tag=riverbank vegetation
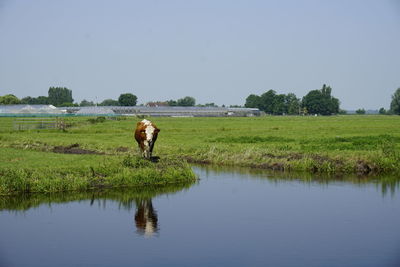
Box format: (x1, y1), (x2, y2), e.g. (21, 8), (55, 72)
(195, 164), (400, 197)
(0, 115), (399, 194)
(156, 115), (400, 175)
(0, 147), (196, 195)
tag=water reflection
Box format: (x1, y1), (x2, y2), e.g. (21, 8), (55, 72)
(134, 198), (158, 237)
(195, 164), (400, 197)
(0, 183), (194, 237)
(1, 166), (400, 267)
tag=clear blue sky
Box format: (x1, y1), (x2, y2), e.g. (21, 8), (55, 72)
(0, 0), (399, 109)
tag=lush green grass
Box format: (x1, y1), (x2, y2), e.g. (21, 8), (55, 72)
(157, 115), (400, 174)
(0, 147), (196, 195)
(194, 164), (400, 197)
(1, 115), (400, 189)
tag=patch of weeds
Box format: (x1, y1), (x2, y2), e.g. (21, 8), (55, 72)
(52, 143), (103, 155)
(122, 155), (153, 168)
(88, 116), (106, 124)
(211, 135), (295, 144)
(300, 135), (400, 152)
(276, 144), (293, 151)
(116, 146), (129, 152)
(380, 139), (400, 160)
(136, 115), (148, 119)
(116, 116), (128, 121)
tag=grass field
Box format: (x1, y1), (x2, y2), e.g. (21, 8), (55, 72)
(1, 115), (400, 194)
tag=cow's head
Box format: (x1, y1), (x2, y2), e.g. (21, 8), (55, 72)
(135, 119), (160, 159)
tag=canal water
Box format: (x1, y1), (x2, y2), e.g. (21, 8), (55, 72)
(1, 166), (399, 267)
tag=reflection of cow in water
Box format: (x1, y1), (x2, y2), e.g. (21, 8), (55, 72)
(134, 119), (160, 159)
(134, 199), (158, 237)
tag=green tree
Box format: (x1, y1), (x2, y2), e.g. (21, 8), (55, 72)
(60, 102), (78, 107)
(285, 93), (300, 115)
(245, 91), (300, 115)
(259, 90), (276, 114)
(20, 96), (49, 104)
(177, 96), (196, 106)
(330, 97), (340, 114)
(80, 99), (95, 106)
(302, 84), (340, 115)
(390, 88), (400, 115)
(204, 103), (218, 107)
(48, 87), (73, 106)
(301, 90), (323, 115)
(20, 96), (34, 104)
(244, 94), (261, 108)
(118, 93), (137, 106)
(36, 96), (49, 104)
(272, 94), (286, 115)
(0, 94), (21, 104)
(167, 100), (178, 106)
(99, 99), (120, 106)
(379, 107), (387, 115)
(356, 108), (366, 115)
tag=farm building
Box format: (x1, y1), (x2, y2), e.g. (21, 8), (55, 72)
(0, 105), (260, 117)
(75, 107), (115, 115)
(64, 106), (261, 117)
(0, 105), (64, 116)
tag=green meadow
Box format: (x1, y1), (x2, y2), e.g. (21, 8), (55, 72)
(1, 115), (400, 194)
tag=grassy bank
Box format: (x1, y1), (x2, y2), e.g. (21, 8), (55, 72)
(158, 115), (400, 175)
(0, 147), (196, 195)
(194, 164), (400, 197)
(1, 115), (400, 184)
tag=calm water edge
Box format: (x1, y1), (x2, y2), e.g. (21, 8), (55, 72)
(1, 166), (399, 267)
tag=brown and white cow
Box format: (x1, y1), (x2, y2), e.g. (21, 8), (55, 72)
(134, 119), (160, 159)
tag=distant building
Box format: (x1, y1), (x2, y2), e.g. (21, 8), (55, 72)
(0, 105), (261, 117)
(65, 106), (261, 117)
(145, 102), (169, 107)
(0, 105), (64, 116)
(75, 107), (115, 115)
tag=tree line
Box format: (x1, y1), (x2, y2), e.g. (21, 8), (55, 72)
(1, 85), (400, 115)
(0, 87), (140, 107)
(0, 87), (74, 106)
(0, 87), (209, 108)
(245, 85), (400, 115)
(245, 84), (339, 115)
(0, 87), (202, 108)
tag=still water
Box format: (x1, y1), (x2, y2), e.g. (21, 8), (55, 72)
(1, 166), (400, 267)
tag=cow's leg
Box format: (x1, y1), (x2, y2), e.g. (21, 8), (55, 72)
(143, 140), (151, 159)
(138, 143), (147, 158)
(149, 142), (155, 158)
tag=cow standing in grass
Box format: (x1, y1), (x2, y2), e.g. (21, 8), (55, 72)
(134, 119), (160, 159)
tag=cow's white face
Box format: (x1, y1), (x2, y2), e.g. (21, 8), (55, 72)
(143, 119), (155, 141)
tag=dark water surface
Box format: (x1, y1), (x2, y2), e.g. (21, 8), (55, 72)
(1, 166), (400, 267)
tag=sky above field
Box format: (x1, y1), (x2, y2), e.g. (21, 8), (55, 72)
(0, 0), (399, 109)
